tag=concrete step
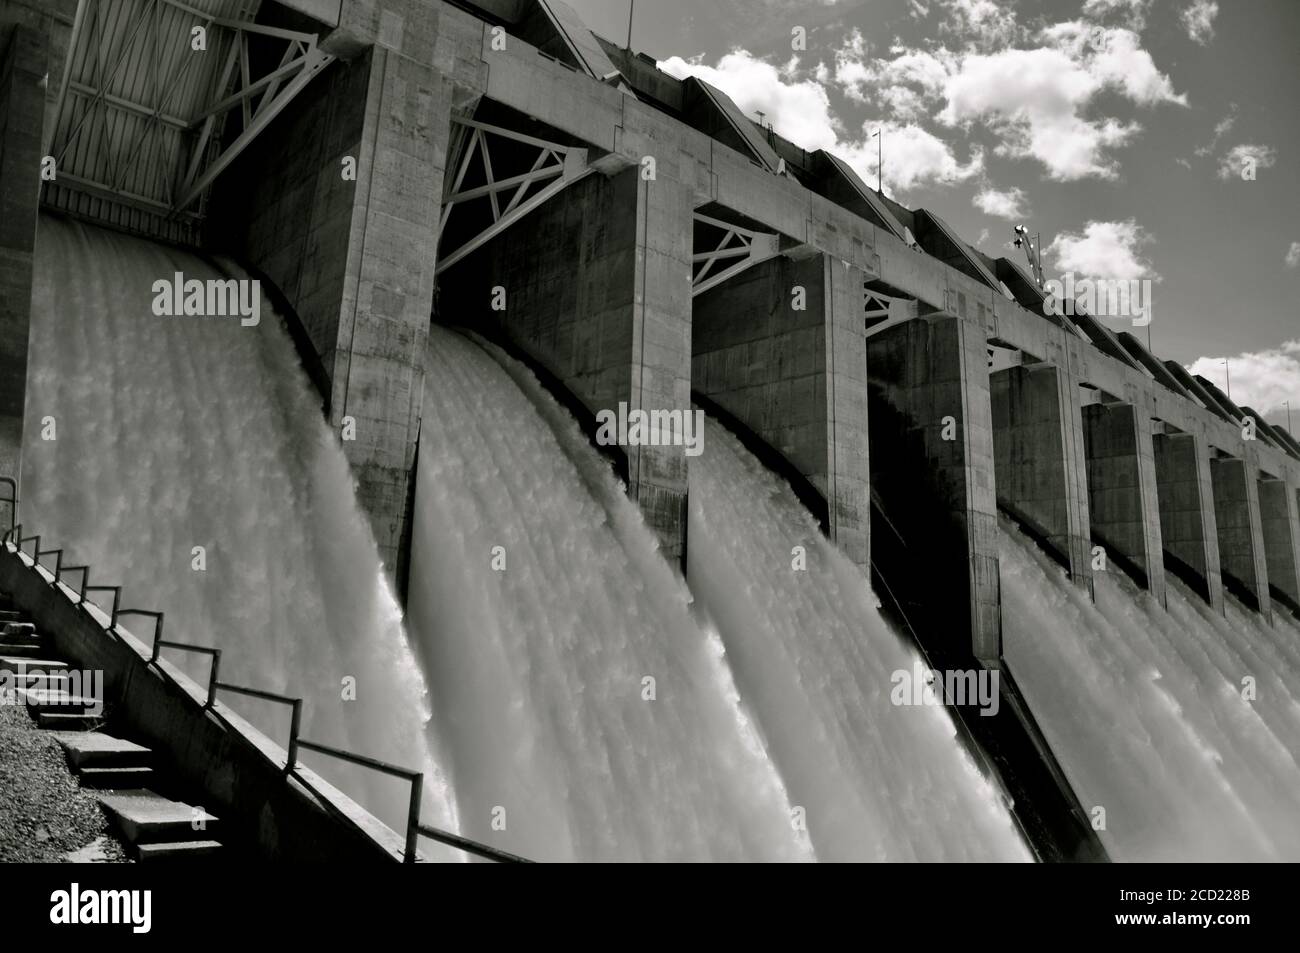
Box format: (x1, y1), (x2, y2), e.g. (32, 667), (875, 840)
(78, 766), (157, 789)
(53, 732), (151, 769)
(1, 655), (67, 673)
(36, 711), (106, 731)
(1, 622), (39, 644)
(0, 642), (46, 658)
(136, 840), (223, 862)
(23, 690), (99, 712)
(96, 790), (219, 845)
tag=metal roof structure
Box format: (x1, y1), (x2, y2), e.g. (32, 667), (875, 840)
(42, 0), (334, 243)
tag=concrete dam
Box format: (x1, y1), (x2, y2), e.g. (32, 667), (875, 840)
(1, 0), (1299, 863)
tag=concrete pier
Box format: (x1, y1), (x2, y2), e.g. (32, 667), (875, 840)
(0, 21), (44, 488)
(693, 254), (869, 567)
(1082, 401), (1166, 604)
(1209, 456), (1271, 618)
(1153, 432), (1225, 613)
(214, 1), (488, 581)
(1258, 476), (1300, 610)
(867, 313), (1000, 662)
(442, 165), (694, 560)
(991, 364), (1093, 590)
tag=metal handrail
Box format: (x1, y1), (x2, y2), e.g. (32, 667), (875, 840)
(212, 682), (302, 769)
(416, 823), (534, 864)
(2, 525), (532, 864)
(36, 547), (63, 576)
(152, 639), (221, 708)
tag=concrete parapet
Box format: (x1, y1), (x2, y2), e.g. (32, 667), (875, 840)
(867, 313), (1000, 662)
(1153, 432), (1224, 613)
(1082, 401), (1166, 604)
(693, 253), (869, 567)
(991, 363), (1093, 591)
(1209, 456), (1271, 619)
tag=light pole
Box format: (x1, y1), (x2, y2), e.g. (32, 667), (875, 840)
(1224, 359), (1231, 399)
(871, 128), (883, 195)
(625, 0), (634, 49)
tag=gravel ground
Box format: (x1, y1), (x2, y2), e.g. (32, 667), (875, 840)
(0, 703), (130, 862)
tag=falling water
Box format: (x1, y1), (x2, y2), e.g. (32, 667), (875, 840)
(22, 216), (454, 837)
(999, 520), (1300, 860)
(688, 416), (1031, 862)
(406, 326), (810, 862)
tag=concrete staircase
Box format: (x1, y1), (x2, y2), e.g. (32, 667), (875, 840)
(1, 592), (227, 862)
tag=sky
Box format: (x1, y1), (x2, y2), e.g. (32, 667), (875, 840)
(569, 0), (1300, 432)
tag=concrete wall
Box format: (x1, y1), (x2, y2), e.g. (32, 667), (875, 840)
(0, 23), (45, 490)
(1210, 456), (1271, 618)
(213, 0), (490, 584)
(213, 55), (371, 377)
(867, 313), (1000, 662)
(693, 253), (869, 567)
(1258, 477), (1300, 609)
(1082, 401), (1165, 604)
(1153, 431), (1224, 613)
(0, 544), (410, 862)
(444, 165), (694, 560)
(991, 364), (1092, 589)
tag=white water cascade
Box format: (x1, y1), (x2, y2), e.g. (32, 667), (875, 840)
(1000, 520), (1300, 861)
(22, 216), (454, 837)
(406, 326), (811, 862)
(688, 416), (1031, 862)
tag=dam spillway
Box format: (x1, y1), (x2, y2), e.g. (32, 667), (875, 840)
(0, 0), (1298, 869)
(21, 216), (457, 837)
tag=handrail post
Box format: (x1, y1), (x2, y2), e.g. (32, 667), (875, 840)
(406, 774), (423, 863)
(206, 649), (221, 708)
(287, 699), (301, 773)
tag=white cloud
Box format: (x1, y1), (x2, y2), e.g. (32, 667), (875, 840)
(1286, 242), (1300, 269)
(1187, 341), (1300, 417)
(1181, 1), (1219, 46)
(848, 24), (1185, 181)
(1082, 0), (1151, 31)
(661, 49), (981, 195)
(939, 0), (1021, 47)
(659, 51), (841, 152)
(973, 185), (1028, 219)
(844, 122), (985, 192)
(1194, 106), (1236, 157)
(1047, 220), (1158, 279)
(1217, 143), (1278, 180)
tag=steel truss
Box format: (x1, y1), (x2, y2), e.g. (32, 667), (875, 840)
(46, 0), (333, 218)
(691, 213), (779, 297)
(435, 117), (590, 275)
